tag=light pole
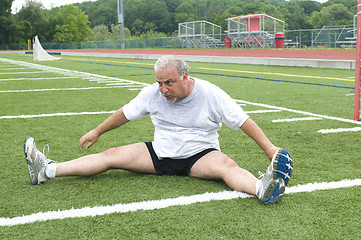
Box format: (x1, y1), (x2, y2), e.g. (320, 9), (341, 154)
(117, 0), (125, 49)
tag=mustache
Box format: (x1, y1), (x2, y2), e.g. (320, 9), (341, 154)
(162, 93), (177, 102)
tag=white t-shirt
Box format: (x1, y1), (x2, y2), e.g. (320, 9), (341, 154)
(123, 77), (249, 159)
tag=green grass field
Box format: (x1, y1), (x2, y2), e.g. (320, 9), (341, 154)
(0, 53), (360, 239)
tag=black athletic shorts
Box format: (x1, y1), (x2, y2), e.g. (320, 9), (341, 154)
(145, 142), (218, 176)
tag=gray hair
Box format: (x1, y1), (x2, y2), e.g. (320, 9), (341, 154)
(154, 55), (188, 80)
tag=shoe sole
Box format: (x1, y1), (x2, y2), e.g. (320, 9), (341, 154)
(261, 178), (285, 205)
(273, 149), (293, 186)
(24, 136), (39, 185)
(23, 136), (31, 160)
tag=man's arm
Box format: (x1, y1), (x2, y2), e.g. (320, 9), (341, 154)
(240, 118), (279, 161)
(79, 107), (129, 149)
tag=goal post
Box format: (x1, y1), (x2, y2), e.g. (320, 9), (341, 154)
(355, 0), (361, 121)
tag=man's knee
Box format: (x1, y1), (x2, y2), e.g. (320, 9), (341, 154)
(219, 155), (239, 170)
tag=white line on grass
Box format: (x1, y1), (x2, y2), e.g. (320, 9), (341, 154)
(235, 99), (361, 125)
(245, 110), (282, 114)
(272, 117), (323, 123)
(0, 71), (44, 75)
(0, 77), (74, 81)
(0, 68), (28, 70)
(0, 86), (133, 93)
(0, 58), (149, 88)
(0, 111), (115, 119)
(0, 178), (360, 227)
(317, 127), (361, 133)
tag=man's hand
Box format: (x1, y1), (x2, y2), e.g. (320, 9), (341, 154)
(79, 129), (100, 150)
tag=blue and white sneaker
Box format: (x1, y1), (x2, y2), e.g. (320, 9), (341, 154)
(257, 169), (285, 205)
(257, 149), (293, 205)
(24, 137), (52, 185)
(272, 149), (293, 186)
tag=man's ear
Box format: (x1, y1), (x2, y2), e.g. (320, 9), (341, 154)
(182, 72), (188, 83)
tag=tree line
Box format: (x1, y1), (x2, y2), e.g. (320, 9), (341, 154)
(0, 0), (356, 45)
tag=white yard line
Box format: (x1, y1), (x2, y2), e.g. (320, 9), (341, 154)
(0, 71), (44, 74)
(245, 110), (282, 114)
(0, 178), (360, 227)
(235, 99), (361, 125)
(0, 57), (149, 88)
(0, 111), (115, 119)
(272, 117), (323, 123)
(317, 127), (361, 133)
(0, 86), (131, 93)
(0, 68), (28, 70)
(0, 77), (74, 81)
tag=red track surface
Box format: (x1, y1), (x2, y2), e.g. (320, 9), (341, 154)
(57, 49), (355, 60)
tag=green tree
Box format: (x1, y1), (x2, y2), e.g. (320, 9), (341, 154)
(281, 2), (311, 30)
(90, 24), (110, 41)
(309, 3), (353, 28)
(16, 1), (45, 41)
(109, 24), (131, 40)
(53, 4), (91, 43)
(297, 0), (322, 16)
(0, 0), (16, 44)
(0, 0), (13, 15)
(174, 2), (197, 23)
(145, 1), (172, 33)
(321, 3), (353, 25)
(131, 19), (145, 36)
(16, 0), (45, 23)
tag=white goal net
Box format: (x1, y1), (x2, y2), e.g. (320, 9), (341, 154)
(33, 36), (60, 61)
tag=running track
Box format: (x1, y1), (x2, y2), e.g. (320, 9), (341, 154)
(53, 48), (355, 60)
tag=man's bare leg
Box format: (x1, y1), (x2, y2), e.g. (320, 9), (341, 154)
(55, 142), (156, 177)
(188, 151), (258, 195)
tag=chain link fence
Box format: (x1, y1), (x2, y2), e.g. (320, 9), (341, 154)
(0, 26), (356, 51)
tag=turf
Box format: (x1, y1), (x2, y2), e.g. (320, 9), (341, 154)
(0, 53), (359, 239)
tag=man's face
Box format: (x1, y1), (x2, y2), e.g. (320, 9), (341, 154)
(156, 66), (187, 102)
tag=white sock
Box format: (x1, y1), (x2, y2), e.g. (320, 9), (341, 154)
(45, 162), (57, 179)
(255, 180), (261, 198)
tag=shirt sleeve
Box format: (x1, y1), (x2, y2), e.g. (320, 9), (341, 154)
(210, 84), (249, 130)
(123, 85), (153, 121)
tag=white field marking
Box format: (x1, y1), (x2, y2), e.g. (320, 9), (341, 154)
(0, 86), (129, 93)
(129, 88), (144, 91)
(317, 127), (361, 134)
(0, 77), (74, 81)
(234, 99), (361, 125)
(245, 109), (282, 114)
(0, 178), (360, 227)
(346, 93), (354, 96)
(0, 58), (149, 88)
(272, 117), (323, 123)
(107, 84), (142, 87)
(0, 68), (28, 70)
(0, 71), (44, 75)
(0, 111), (115, 119)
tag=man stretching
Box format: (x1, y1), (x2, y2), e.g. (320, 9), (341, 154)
(24, 55), (293, 205)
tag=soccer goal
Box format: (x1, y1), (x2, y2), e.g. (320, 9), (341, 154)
(33, 36), (61, 61)
(355, 1), (361, 121)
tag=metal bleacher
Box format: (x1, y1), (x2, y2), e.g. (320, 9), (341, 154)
(178, 21), (223, 48)
(225, 13), (285, 49)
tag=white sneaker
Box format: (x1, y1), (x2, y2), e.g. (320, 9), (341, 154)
(257, 168), (285, 205)
(24, 137), (52, 185)
(257, 149), (293, 205)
